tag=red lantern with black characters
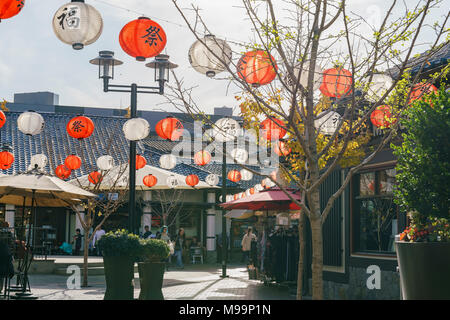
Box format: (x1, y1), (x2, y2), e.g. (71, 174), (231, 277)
(237, 50), (277, 87)
(143, 174), (157, 188)
(185, 174), (199, 187)
(0, 150), (14, 170)
(274, 141), (291, 156)
(88, 171), (102, 184)
(64, 154), (81, 170)
(370, 105), (396, 128)
(55, 164), (71, 180)
(0, 110), (6, 129)
(194, 150), (211, 166)
(66, 116), (95, 139)
(260, 118), (287, 141)
(409, 83), (438, 104)
(320, 67), (353, 98)
(119, 17), (167, 61)
(0, 0), (25, 21)
(227, 170), (241, 183)
(155, 117), (184, 141)
(136, 154), (147, 170)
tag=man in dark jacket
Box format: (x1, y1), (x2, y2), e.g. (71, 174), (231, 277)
(173, 228), (186, 269)
(72, 229), (83, 256)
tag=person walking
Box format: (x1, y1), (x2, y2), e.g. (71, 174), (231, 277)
(92, 226), (106, 256)
(173, 228), (186, 269)
(72, 228), (83, 256)
(159, 226), (170, 242)
(241, 227), (256, 264)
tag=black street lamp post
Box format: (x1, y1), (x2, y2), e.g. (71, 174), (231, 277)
(221, 141), (228, 278)
(90, 51), (177, 234)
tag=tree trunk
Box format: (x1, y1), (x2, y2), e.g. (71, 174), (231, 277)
(310, 215), (323, 299)
(82, 231), (89, 287)
(296, 211), (305, 300)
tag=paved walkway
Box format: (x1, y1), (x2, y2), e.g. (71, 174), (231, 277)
(21, 263), (296, 300)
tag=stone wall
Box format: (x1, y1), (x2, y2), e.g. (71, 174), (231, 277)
(322, 267), (400, 300)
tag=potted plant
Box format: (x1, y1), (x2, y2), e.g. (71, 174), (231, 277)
(137, 238), (170, 300)
(393, 87), (450, 299)
(97, 229), (141, 300)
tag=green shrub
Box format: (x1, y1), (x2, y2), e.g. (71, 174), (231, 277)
(393, 87), (450, 242)
(97, 229), (141, 257)
(139, 239), (170, 262)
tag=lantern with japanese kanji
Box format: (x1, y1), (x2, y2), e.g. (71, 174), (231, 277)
(135, 154), (147, 170)
(227, 170), (241, 183)
(55, 164), (71, 180)
(0, 0), (25, 21)
(0, 110), (5, 129)
(66, 115), (94, 139)
(143, 174), (157, 188)
(194, 150), (211, 166)
(155, 117), (183, 141)
(409, 83), (438, 104)
(205, 174), (219, 186)
(0, 149), (14, 170)
(88, 171), (102, 184)
(52, 1), (103, 50)
(260, 117), (287, 141)
(320, 67), (353, 98)
(119, 17), (167, 61)
(370, 105), (396, 128)
(274, 141), (291, 156)
(237, 50), (277, 87)
(64, 154), (81, 170)
(185, 174), (199, 187)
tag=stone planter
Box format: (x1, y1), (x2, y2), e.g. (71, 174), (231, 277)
(138, 261), (165, 300)
(103, 256), (135, 300)
(396, 241), (450, 299)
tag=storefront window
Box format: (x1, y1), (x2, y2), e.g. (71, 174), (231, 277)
(352, 167), (405, 255)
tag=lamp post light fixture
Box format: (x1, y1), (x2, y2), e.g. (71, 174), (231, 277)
(90, 50), (177, 235)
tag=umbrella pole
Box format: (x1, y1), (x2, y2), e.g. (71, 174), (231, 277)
(20, 196), (26, 241)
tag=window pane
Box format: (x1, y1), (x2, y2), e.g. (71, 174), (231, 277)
(360, 172), (375, 196)
(380, 169), (395, 194)
(358, 198), (397, 253)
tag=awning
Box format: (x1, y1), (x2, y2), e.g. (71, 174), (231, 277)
(224, 209), (254, 219)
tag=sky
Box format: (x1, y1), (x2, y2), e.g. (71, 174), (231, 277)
(0, 0), (448, 115)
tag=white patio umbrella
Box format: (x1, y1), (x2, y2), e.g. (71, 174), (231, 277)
(70, 164), (217, 190)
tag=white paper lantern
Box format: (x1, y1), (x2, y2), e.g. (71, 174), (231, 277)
(166, 175), (180, 189)
(205, 174), (219, 186)
(285, 61), (323, 91)
(17, 111), (45, 136)
(213, 118), (241, 142)
(159, 154), (177, 170)
(231, 148), (248, 164)
(240, 169), (253, 181)
(29, 154), (48, 169)
(188, 35), (232, 77)
(254, 184), (264, 192)
(122, 118), (150, 141)
(263, 177), (275, 188)
(226, 195), (234, 202)
(52, 1), (103, 50)
(365, 74), (393, 102)
(96, 155), (114, 171)
(314, 111), (342, 135)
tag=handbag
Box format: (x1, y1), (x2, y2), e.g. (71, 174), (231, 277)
(168, 241), (175, 255)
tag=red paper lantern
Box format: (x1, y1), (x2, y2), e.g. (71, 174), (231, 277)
(155, 117), (184, 141)
(237, 50), (277, 87)
(119, 17), (167, 61)
(274, 141), (291, 156)
(55, 165), (71, 180)
(0, 110), (6, 129)
(0, 150), (14, 170)
(409, 83), (438, 104)
(249, 188), (255, 195)
(234, 194), (239, 200)
(194, 150), (211, 166)
(185, 174), (199, 187)
(64, 154), (81, 170)
(0, 0), (25, 21)
(227, 170), (241, 182)
(370, 105), (396, 128)
(260, 118), (287, 141)
(88, 171), (102, 184)
(66, 116), (95, 139)
(320, 67), (353, 98)
(136, 154), (147, 170)
(143, 174), (158, 188)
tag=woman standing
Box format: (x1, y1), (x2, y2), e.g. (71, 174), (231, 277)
(173, 228), (186, 269)
(241, 227), (257, 264)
